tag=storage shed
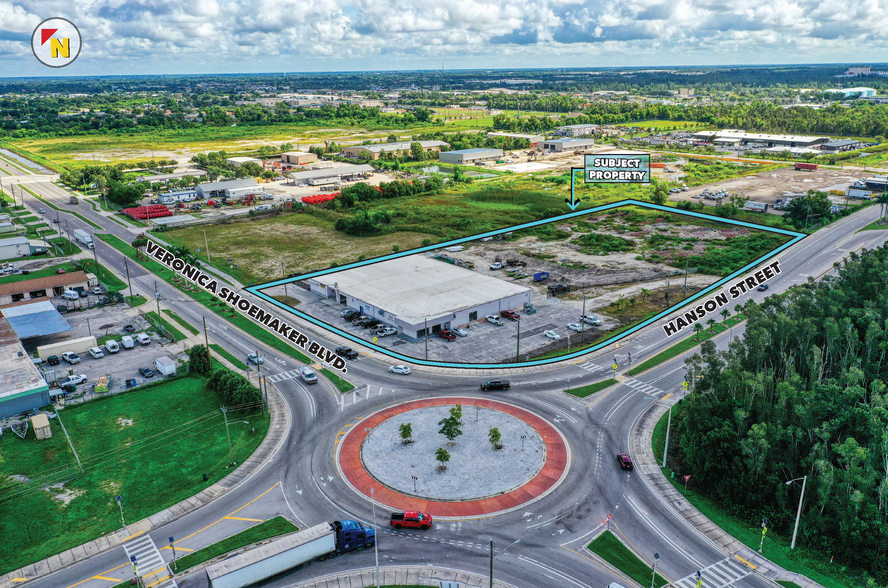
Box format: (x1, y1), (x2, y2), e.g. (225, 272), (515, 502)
(31, 413), (52, 439)
(154, 356), (177, 377)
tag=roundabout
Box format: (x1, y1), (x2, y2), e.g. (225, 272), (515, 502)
(335, 397), (572, 518)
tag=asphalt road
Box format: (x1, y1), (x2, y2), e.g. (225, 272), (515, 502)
(9, 173), (887, 588)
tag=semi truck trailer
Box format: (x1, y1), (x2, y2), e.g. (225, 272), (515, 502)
(73, 229), (94, 249)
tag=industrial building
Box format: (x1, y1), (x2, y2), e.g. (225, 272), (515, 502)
(196, 179), (264, 200)
(136, 170), (206, 183)
(3, 300), (74, 348)
(0, 222), (16, 235)
(486, 132), (544, 146)
(0, 312), (49, 419)
(308, 256), (532, 341)
(226, 157), (262, 168)
(287, 164), (374, 186)
(0, 236), (47, 259)
(820, 139), (865, 152)
(540, 138), (596, 153)
(556, 124), (600, 137)
(280, 152), (318, 166)
(691, 130), (828, 148)
(342, 140), (449, 160)
(826, 87), (877, 98)
(0, 271), (92, 305)
(439, 148), (504, 165)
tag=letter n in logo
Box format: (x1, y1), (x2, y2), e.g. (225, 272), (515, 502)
(32, 18), (81, 68)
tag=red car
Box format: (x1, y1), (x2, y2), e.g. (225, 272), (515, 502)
(500, 310), (520, 321)
(437, 330), (457, 341)
(617, 453), (634, 471)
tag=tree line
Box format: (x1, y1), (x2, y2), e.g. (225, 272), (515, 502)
(672, 245), (888, 583)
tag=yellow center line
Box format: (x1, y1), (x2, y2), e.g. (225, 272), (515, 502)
(662, 393), (672, 400)
(224, 516), (263, 522)
(734, 554), (758, 569)
(160, 545), (194, 552)
(11, 579), (27, 583)
(145, 574), (172, 587)
(64, 564), (128, 588)
(172, 482), (280, 546)
(92, 577), (122, 582)
(120, 530), (145, 542)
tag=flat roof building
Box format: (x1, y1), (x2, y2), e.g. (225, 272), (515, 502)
(309, 255), (532, 341)
(226, 157), (261, 167)
(826, 87), (877, 98)
(692, 130), (828, 148)
(540, 138), (596, 153)
(0, 237), (33, 259)
(0, 312), (49, 419)
(281, 151), (318, 166)
(287, 164), (374, 186)
(196, 179), (264, 200)
(556, 124), (600, 137)
(3, 300), (73, 342)
(820, 139), (865, 152)
(342, 140), (449, 160)
(0, 270), (91, 306)
(439, 148), (504, 165)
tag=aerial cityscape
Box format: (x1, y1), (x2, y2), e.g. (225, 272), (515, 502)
(0, 3), (887, 588)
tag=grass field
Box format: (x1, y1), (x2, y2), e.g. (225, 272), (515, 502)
(0, 375), (269, 574)
(587, 530), (668, 587)
(320, 368), (355, 393)
(170, 516), (298, 573)
(77, 258), (127, 293)
(146, 310), (186, 341)
(162, 309), (200, 335)
(860, 218), (888, 231)
(0, 261), (73, 284)
(565, 379), (616, 398)
(626, 315), (745, 376)
(210, 343), (248, 370)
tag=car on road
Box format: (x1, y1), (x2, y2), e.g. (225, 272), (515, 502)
(63, 374), (88, 386)
(389, 365), (411, 375)
(480, 380), (510, 391)
(336, 346), (359, 360)
(38, 208), (46, 214)
(543, 330), (560, 340)
(669, 188), (681, 193)
(374, 326), (398, 337)
(62, 351), (81, 364)
(87, 346), (104, 359)
(499, 310), (520, 321)
(617, 453), (634, 470)
(567, 322), (584, 333)
(52, 218), (60, 224)
(757, 284), (769, 291)
(451, 327), (468, 337)
(437, 329), (457, 341)
(123, 324), (135, 333)
(247, 353), (265, 365)
(139, 367), (154, 378)
(299, 366), (318, 384)
(485, 315), (504, 326)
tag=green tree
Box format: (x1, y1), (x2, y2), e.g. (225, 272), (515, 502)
(488, 428), (502, 450)
(706, 318), (716, 332)
(410, 142), (424, 160)
(438, 415), (462, 445)
(106, 181), (145, 207)
(720, 308), (730, 323)
(186, 344), (212, 376)
(399, 423), (413, 445)
(435, 447), (450, 472)
(648, 181), (670, 206)
(449, 404), (463, 424)
(692, 323), (704, 340)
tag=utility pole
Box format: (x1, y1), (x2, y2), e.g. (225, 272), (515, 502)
(203, 316), (209, 349)
(516, 319), (520, 363)
(203, 229), (211, 263)
(154, 281), (161, 321)
(489, 540), (494, 588)
(124, 257), (134, 302)
(682, 258), (689, 299)
(662, 402), (673, 468)
(581, 295), (586, 343)
(221, 406), (232, 455)
(371, 488), (380, 588)
(424, 318), (428, 360)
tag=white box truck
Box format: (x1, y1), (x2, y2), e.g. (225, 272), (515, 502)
(73, 229), (94, 249)
(846, 188), (873, 200)
(154, 356), (176, 377)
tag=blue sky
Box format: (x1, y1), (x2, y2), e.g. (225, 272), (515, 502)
(1, 0), (887, 77)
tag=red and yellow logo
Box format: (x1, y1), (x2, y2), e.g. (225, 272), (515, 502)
(31, 18), (81, 68)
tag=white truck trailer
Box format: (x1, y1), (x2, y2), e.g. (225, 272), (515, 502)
(73, 229), (94, 249)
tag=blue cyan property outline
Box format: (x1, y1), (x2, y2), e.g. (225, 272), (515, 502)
(246, 200), (805, 369)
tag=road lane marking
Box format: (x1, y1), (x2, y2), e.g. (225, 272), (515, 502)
(63, 564), (128, 588)
(172, 481), (280, 546)
(224, 516), (263, 522)
(734, 554), (757, 569)
(120, 530), (145, 542)
(92, 577), (122, 582)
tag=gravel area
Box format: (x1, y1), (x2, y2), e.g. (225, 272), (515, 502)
(361, 405), (546, 500)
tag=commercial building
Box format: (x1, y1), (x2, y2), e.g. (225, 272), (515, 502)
(3, 300), (74, 348)
(309, 255), (532, 341)
(540, 138), (596, 153)
(281, 152), (318, 166)
(0, 222), (16, 235)
(196, 179), (264, 200)
(287, 164), (374, 186)
(0, 312), (49, 419)
(486, 132), (544, 146)
(0, 271), (92, 305)
(691, 130), (828, 148)
(343, 140), (449, 160)
(556, 124), (600, 137)
(438, 148), (504, 165)
(0, 236), (47, 260)
(820, 139), (865, 153)
(826, 87), (877, 98)
(226, 157), (262, 168)
(136, 170), (206, 183)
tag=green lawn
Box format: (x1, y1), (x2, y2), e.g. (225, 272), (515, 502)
(19, 185), (103, 230)
(0, 374), (269, 575)
(565, 379), (616, 398)
(163, 309), (200, 335)
(859, 218), (888, 231)
(146, 310), (187, 341)
(125, 295), (147, 307)
(170, 516), (298, 573)
(777, 582), (803, 588)
(94, 233), (312, 365)
(0, 261), (74, 283)
(320, 368), (355, 393)
(587, 531), (667, 588)
(210, 343), (248, 370)
(47, 237), (81, 256)
(76, 258), (127, 292)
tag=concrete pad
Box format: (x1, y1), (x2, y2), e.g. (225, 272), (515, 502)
(148, 509), (175, 526)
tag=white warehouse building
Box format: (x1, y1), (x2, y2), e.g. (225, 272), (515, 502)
(308, 256), (532, 341)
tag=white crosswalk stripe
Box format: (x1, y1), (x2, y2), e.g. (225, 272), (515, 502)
(578, 362), (606, 373)
(122, 534), (177, 588)
(621, 377), (666, 396)
(267, 369), (302, 384)
(672, 557), (754, 588)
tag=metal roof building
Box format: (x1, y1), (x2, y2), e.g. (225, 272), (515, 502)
(308, 255), (531, 341)
(3, 300), (73, 341)
(556, 124), (600, 137)
(0, 312), (49, 419)
(691, 130), (828, 148)
(438, 148), (504, 165)
(540, 138), (596, 152)
(136, 170), (206, 183)
(196, 179), (263, 199)
(342, 140), (449, 160)
(287, 164), (374, 185)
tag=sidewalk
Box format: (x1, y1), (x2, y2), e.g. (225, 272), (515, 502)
(631, 397), (825, 588)
(289, 565), (520, 588)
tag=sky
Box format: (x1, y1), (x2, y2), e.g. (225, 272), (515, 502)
(1, 0), (888, 77)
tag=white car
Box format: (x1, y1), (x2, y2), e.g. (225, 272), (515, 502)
(105, 339), (120, 353)
(567, 323), (584, 333)
(92, 287), (103, 296)
(298, 366), (318, 384)
(63, 374), (88, 386)
(88, 346), (104, 359)
(389, 365), (411, 375)
(489, 262), (503, 270)
(374, 327), (398, 337)
(544, 330), (561, 340)
(62, 351), (81, 364)
(486, 315), (504, 326)
(581, 315), (602, 326)
(452, 327), (468, 337)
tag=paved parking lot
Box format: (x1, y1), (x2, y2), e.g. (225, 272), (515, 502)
(293, 288), (616, 365)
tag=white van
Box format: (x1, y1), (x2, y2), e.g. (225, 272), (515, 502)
(135, 333), (151, 346)
(88, 346), (104, 359)
(62, 290), (80, 301)
(105, 339), (120, 354)
(121, 335), (135, 349)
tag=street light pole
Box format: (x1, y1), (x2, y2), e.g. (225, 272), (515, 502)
(371, 488), (380, 588)
(489, 538), (520, 588)
(662, 403), (672, 468)
(651, 552), (660, 588)
(786, 475), (808, 549)
(203, 229), (211, 263)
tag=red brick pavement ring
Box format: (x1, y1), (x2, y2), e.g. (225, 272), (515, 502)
(335, 397), (571, 519)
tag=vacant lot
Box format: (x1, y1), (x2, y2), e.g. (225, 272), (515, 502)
(0, 374), (268, 574)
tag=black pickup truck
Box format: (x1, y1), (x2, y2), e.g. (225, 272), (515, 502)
(336, 346), (359, 360)
(480, 380), (510, 392)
